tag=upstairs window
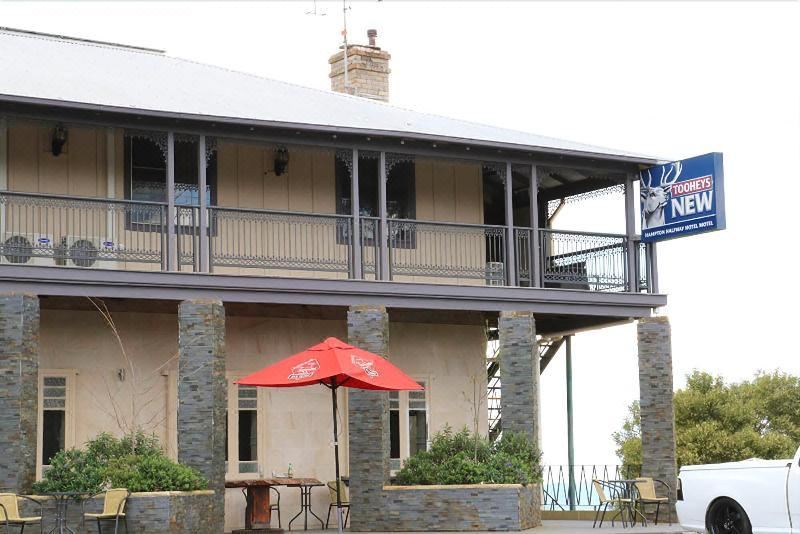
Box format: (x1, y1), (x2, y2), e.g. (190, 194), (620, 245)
(335, 151), (416, 246)
(124, 133), (217, 227)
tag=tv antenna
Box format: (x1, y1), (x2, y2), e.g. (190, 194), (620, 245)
(305, 0), (327, 16)
(341, 0), (352, 92)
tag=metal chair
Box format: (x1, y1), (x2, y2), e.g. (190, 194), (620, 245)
(82, 488), (130, 534)
(269, 486), (281, 528)
(592, 480), (631, 528)
(325, 480), (350, 529)
(0, 494), (43, 534)
(634, 477), (673, 525)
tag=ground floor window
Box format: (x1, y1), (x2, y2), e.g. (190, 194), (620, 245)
(389, 379), (429, 472)
(38, 371), (75, 477)
(227, 378), (263, 476)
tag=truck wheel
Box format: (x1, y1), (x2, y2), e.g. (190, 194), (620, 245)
(706, 498), (752, 534)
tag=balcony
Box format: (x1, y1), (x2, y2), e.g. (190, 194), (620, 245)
(0, 191), (654, 293)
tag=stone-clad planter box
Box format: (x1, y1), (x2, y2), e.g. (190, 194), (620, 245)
(21, 490), (216, 533)
(383, 483), (542, 531)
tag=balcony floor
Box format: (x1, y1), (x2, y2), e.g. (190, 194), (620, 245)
(0, 264), (665, 334)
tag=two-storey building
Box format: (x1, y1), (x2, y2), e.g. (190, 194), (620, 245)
(0, 27), (676, 532)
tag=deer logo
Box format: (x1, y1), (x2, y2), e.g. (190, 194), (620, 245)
(640, 161), (682, 229)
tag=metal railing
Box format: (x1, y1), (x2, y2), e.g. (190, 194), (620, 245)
(359, 216), (380, 277)
(387, 219), (507, 284)
(541, 464), (642, 511)
(637, 240), (651, 292)
(0, 191), (167, 269)
(0, 191), (654, 293)
(539, 229), (629, 292)
(208, 207), (352, 274)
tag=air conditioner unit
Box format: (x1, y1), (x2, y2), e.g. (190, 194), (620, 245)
(485, 261), (505, 286)
(0, 233), (55, 266)
(57, 235), (124, 269)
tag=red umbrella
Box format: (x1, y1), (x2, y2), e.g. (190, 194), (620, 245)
(237, 337), (422, 533)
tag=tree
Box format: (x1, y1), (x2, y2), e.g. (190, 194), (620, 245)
(612, 400), (641, 474)
(614, 371), (800, 468)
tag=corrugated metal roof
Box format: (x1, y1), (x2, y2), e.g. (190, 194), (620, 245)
(0, 27), (655, 162)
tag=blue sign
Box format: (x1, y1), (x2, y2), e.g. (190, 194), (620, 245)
(640, 152), (726, 243)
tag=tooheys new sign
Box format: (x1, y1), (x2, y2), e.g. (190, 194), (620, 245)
(640, 152), (726, 242)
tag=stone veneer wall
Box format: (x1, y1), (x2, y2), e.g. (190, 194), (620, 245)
(177, 300), (226, 533)
(498, 311), (540, 443)
(20, 491), (216, 533)
(637, 316), (678, 512)
(347, 305), (390, 530)
(0, 293), (39, 493)
(383, 484), (541, 531)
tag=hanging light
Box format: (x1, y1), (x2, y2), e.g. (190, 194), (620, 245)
(274, 146), (290, 176)
(51, 125), (68, 156)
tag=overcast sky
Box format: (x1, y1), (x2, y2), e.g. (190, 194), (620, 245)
(3, 1), (799, 467)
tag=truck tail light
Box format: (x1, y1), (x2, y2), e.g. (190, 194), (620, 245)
(677, 477), (683, 501)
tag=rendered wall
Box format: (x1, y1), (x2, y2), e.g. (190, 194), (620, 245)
(36, 308), (487, 532)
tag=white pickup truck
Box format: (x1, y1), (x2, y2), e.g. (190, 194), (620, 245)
(677, 445), (800, 533)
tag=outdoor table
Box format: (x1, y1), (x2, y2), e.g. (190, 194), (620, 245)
(226, 477), (323, 532)
(607, 479), (647, 527)
(285, 479), (325, 531)
(42, 491), (86, 534)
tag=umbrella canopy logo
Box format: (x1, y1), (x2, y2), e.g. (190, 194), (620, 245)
(351, 354), (379, 377)
(288, 358), (320, 380)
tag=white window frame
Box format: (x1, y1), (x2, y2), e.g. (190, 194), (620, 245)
(226, 374), (267, 479)
(37, 369), (77, 479)
(390, 377), (430, 473)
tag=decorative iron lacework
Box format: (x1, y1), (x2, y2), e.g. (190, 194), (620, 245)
(133, 181), (211, 194)
(482, 162), (506, 180)
(386, 153), (414, 175)
(124, 130), (217, 163)
(546, 182), (626, 218)
(335, 149), (353, 177)
(126, 129), (167, 158)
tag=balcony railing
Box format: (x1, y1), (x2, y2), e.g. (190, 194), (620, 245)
(0, 191), (653, 293)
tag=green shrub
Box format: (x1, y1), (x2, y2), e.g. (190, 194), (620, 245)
(395, 426), (541, 486)
(32, 432), (207, 494)
(105, 454), (207, 492)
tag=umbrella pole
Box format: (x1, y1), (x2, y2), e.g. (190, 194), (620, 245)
(331, 381), (345, 534)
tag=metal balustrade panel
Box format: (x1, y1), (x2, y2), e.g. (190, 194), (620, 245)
(387, 219), (507, 284)
(0, 191), (166, 269)
(208, 207), (352, 274)
(539, 229), (628, 292)
(541, 464), (642, 511)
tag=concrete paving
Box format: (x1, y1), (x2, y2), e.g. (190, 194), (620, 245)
(536, 519), (687, 533)
(274, 521), (687, 533)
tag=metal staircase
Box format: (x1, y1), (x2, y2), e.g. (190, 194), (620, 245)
(487, 335), (565, 441)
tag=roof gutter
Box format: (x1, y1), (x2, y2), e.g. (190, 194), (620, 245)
(0, 94), (663, 166)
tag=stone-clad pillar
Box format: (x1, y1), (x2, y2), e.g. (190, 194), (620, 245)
(499, 311), (540, 441)
(0, 294), (39, 493)
(498, 310), (542, 528)
(347, 305), (389, 531)
(637, 316), (677, 511)
(178, 300), (226, 532)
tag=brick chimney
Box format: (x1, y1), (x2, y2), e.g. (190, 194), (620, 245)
(329, 29), (391, 102)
